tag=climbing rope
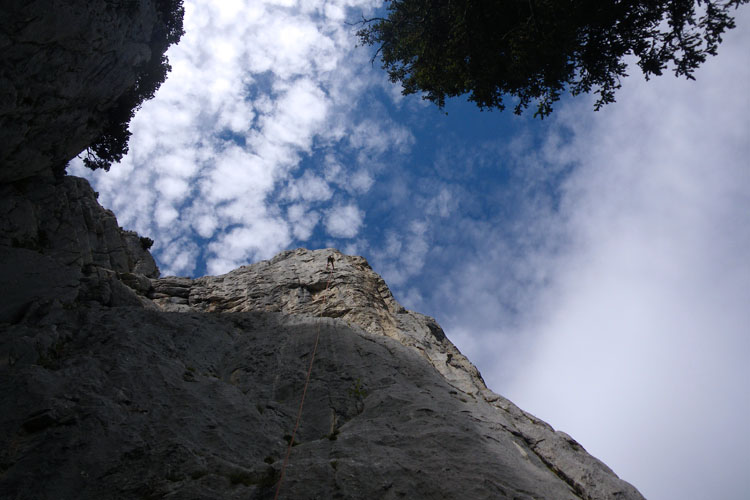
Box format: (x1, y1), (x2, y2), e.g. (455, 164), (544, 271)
(273, 265), (334, 500)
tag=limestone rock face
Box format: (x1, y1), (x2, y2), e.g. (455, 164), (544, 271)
(152, 250), (486, 395)
(1, 258), (645, 500)
(0, 0), (163, 182)
(0, 175), (158, 277)
(0, 174), (159, 323)
(145, 249), (646, 500)
(0, 179), (644, 499)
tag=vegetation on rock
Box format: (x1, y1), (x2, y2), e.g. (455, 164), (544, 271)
(357, 0), (748, 117)
(83, 1), (185, 171)
(139, 236), (155, 250)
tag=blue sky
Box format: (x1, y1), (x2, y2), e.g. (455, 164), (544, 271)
(71, 2), (750, 498)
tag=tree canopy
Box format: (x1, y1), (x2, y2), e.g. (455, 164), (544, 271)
(83, 0), (185, 171)
(357, 0), (748, 117)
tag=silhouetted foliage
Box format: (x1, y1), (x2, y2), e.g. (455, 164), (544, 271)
(83, 0), (185, 171)
(139, 236), (155, 250)
(357, 0), (748, 117)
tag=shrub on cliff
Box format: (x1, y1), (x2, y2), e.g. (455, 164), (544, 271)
(82, 0), (185, 171)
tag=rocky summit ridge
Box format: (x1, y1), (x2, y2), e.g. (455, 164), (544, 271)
(1, 2), (645, 499)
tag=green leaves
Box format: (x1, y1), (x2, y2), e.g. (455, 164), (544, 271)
(357, 0), (748, 117)
(84, 1), (185, 171)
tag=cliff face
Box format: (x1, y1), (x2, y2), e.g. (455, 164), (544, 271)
(0, 173), (159, 325)
(149, 249), (646, 500)
(0, 3), (646, 499)
(1, 245), (645, 500)
(0, 0), (167, 182)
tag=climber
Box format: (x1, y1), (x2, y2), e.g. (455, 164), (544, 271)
(326, 254), (335, 270)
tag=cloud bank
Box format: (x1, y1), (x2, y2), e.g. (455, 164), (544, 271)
(437, 14), (750, 500)
(71, 0), (397, 277)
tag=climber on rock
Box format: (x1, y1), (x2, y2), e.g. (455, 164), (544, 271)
(326, 254), (335, 270)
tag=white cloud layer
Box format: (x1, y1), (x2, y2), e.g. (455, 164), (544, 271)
(72, 0), (398, 276)
(324, 203), (364, 238)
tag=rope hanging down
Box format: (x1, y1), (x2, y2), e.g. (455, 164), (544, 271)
(273, 264), (335, 500)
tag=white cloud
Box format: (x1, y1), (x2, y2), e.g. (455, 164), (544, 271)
(348, 118), (414, 156)
(425, 187), (455, 217)
(256, 79), (329, 151)
(70, 0), (404, 277)
(494, 15), (750, 500)
(207, 217), (291, 275)
(324, 203), (364, 238)
(203, 146), (272, 202)
(283, 170), (333, 202)
(158, 237), (201, 277)
(324, 3), (346, 20)
(155, 176), (190, 201)
(322, 156), (377, 195)
(342, 239), (364, 256)
(193, 213), (218, 239)
(287, 203), (320, 240)
(154, 201), (180, 229)
(371, 219), (431, 290)
(350, 168), (374, 193)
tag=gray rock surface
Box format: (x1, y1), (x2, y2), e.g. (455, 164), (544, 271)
(0, 196), (645, 499)
(0, 296), (642, 500)
(0, 0), (164, 182)
(149, 249), (646, 500)
(0, 174), (159, 324)
(152, 250), (488, 395)
(0, 175), (158, 277)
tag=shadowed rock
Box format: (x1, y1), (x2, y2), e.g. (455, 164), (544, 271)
(148, 248), (646, 499)
(1, 284), (644, 500)
(0, 1), (170, 182)
(0, 181), (645, 499)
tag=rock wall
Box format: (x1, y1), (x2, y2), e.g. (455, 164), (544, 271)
(0, 193), (646, 499)
(0, 175), (158, 276)
(152, 249), (486, 394)
(0, 173), (159, 323)
(0, 244), (646, 499)
(0, 303), (597, 500)
(0, 0), (166, 322)
(0, 0), (164, 182)
(151, 249), (646, 500)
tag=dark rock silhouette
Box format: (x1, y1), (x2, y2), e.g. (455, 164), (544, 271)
(0, 1), (179, 182)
